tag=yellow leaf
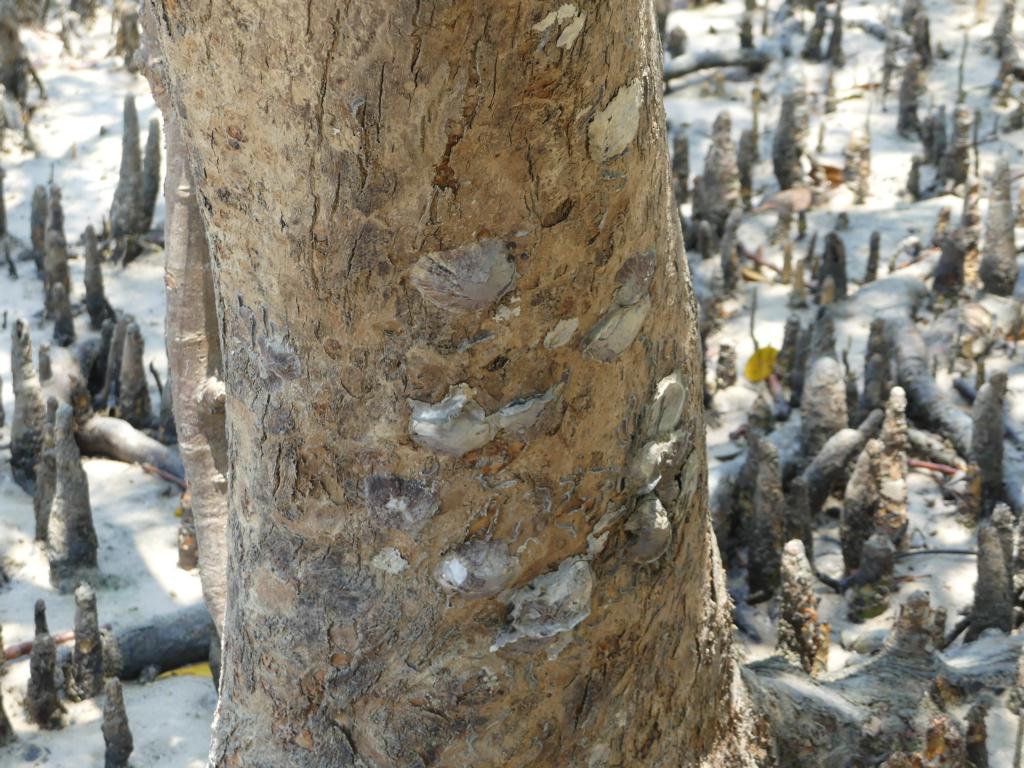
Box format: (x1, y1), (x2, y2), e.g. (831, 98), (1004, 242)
(174, 507), (184, 518)
(156, 662), (213, 680)
(744, 346), (779, 383)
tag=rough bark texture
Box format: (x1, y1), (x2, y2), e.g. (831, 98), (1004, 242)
(158, 375), (176, 443)
(178, 502), (199, 569)
(99, 313), (128, 412)
(827, 0), (844, 67)
(965, 698), (989, 768)
(37, 342), (51, 382)
(0, 4), (22, 99)
(910, 10), (930, 68)
(720, 208), (741, 292)
(993, 0), (1015, 61)
(933, 233), (965, 297)
(905, 155), (921, 202)
(801, 1), (827, 61)
(146, 1), (752, 766)
(748, 590), (1021, 765)
(774, 315), (801, 384)
(922, 107), (946, 168)
(115, 5), (140, 72)
(717, 341), (737, 390)
(672, 128), (688, 204)
(785, 476), (813, 559)
(860, 317), (889, 420)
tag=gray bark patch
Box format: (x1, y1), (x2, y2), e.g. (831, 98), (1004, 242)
(408, 382), (563, 456)
(410, 239), (516, 313)
(588, 79), (642, 163)
(436, 541), (518, 597)
(623, 495), (672, 563)
(492, 557), (594, 650)
(363, 475), (439, 530)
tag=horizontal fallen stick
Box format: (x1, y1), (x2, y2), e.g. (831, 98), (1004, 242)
(908, 458), (960, 476)
(3, 630), (75, 661)
(663, 47), (771, 82)
(77, 414), (184, 479)
(57, 604), (214, 680)
(139, 462), (187, 489)
(907, 427), (964, 469)
(897, 547), (975, 558)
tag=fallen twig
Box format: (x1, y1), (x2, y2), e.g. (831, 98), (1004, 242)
(897, 548), (976, 558)
(663, 48), (771, 83)
(908, 458), (961, 476)
(139, 461), (186, 490)
(3, 630), (75, 661)
(56, 604), (214, 680)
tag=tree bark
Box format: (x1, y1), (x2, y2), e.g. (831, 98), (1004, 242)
(163, 111), (229, 634)
(145, 1), (751, 765)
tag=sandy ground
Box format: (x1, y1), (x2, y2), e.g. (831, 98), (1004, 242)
(1, 8), (212, 767)
(672, 0), (1023, 761)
